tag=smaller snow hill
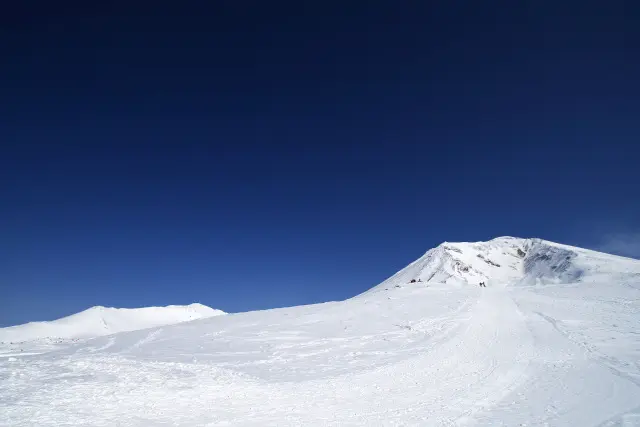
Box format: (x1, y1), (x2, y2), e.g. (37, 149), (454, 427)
(365, 236), (640, 294)
(0, 303), (225, 343)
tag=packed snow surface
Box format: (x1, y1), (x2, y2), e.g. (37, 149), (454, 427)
(1, 237), (639, 426)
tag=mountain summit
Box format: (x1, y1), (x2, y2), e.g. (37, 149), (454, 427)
(366, 236), (638, 293)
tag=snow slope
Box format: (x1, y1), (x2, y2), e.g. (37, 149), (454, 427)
(0, 303), (225, 343)
(1, 237), (639, 426)
(365, 236), (638, 292)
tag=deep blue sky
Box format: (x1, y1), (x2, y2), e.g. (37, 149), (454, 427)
(1, 2), (639, 326)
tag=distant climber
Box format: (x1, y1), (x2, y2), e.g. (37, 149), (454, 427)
(479, 281), (487, 287)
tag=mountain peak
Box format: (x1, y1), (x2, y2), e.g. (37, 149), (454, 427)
(364, 237), (640, 294)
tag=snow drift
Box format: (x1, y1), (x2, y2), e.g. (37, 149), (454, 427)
(0, 303), (225, 343)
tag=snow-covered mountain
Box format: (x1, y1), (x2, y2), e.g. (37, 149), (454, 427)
(366, 236), (638, 293)
(1, 237), (639, 426)
(0, 303), (225, 343)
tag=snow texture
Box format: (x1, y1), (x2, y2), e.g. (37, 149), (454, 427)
(1, 237), (639, 426)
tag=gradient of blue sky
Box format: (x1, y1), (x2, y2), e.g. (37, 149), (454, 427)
(1, 2), (639, 326)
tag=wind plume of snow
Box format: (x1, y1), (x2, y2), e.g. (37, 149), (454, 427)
(597, 232), (640, 259)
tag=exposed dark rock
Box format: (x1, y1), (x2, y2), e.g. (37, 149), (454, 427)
(484, 259), (501, 267)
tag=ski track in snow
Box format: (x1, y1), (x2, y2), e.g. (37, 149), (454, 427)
(1, 283), (639, 426)
(1, 237), (640, 426)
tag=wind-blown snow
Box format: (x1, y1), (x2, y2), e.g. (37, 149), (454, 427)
(0, 303), (225, 343)
(1, 237), (639, 426)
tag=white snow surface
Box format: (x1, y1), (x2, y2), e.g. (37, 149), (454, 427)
(0, 303), (225, 343)
(2, 237), (640, 426)
(365, 237), (638, 293)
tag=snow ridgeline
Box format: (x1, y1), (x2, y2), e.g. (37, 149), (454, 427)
(0, 303), (225, 343)
(365, 236), (637, 293)
(1, 237), (639, 425)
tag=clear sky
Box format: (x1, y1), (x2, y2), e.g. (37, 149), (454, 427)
(1, 2), (639, 326)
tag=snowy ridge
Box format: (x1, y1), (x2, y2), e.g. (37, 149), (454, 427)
(365, 236), (639, 294)
(2, 237), (640, 426)
(0, 303), (225, 343)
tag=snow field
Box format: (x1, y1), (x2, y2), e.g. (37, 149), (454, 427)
(1, 237), (639, 425)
